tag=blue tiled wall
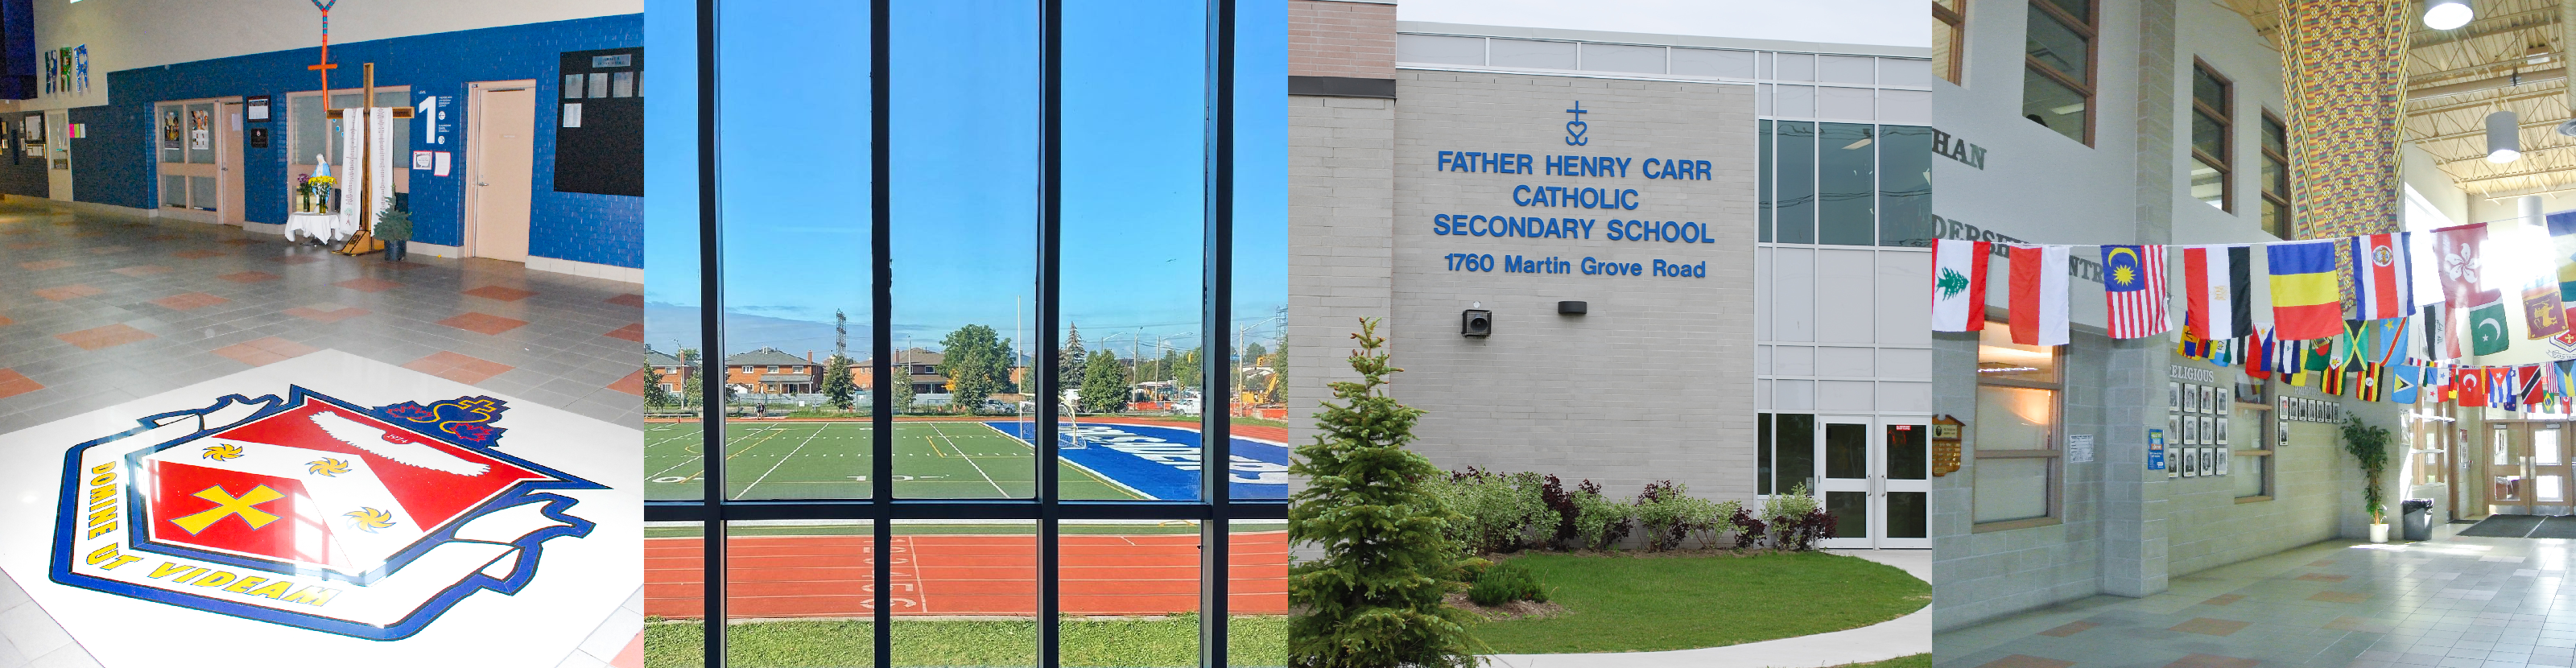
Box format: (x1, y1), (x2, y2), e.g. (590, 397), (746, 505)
(89, 14), (642, 269)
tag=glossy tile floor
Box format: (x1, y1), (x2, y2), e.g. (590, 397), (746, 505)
(0, 200), (645, 431)
(1938, 525), (2576, 668)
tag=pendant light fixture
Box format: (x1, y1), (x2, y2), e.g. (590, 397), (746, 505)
(2489, 109), (2522, 163)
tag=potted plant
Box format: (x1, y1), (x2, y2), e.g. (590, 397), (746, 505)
(2339, 416), (2393, 542)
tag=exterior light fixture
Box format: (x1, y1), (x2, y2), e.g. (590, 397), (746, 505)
(2488, 109), (2522, 163)
(2425, 0), (2473, 30)
(1462, 303), (1492, 337)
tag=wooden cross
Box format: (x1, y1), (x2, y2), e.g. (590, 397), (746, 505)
(327, 63), (413, 256)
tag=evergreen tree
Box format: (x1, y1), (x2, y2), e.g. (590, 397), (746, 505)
(1287, 319), (1477, 668)
(1061, 323), (1088, 390)
(1079, 349), (1127, 414)
(642, 363), (673, 407)
(821, 353), (857, 410)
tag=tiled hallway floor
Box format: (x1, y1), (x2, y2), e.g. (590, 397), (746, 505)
(1938, 526), (2576, 668)
(0, 200), (644, 429)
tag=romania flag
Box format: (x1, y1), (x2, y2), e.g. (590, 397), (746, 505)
(2268, 241), (2344, 340)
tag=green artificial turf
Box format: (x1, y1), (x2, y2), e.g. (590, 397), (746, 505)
(1470, 551), (1929, 654)
(641, 615), (1287, 667)
(644, 421), (1141, 501)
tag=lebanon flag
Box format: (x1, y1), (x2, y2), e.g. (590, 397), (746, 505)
(2008, 245), (2070, 346)
(2348, 233), (2416, 320)
(2183, 245), (2253, 343)
(1930, 239), (1991, 332)
(2100, 245), (2171, 339)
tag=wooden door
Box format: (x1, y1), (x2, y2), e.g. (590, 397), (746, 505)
(468, 82), (535, 262)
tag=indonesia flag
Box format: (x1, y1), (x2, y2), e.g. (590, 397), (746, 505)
(2008, 245), (2070, 346)
(2100, 245), (2172, 339)
(1930, 239), (1991, 332)
(2348, 233), (2416, 320)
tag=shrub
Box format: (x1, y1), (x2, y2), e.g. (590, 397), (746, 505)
(1763, 483), (1823, 549)
(1466, 561), (1547, 607)
(1425, 468), (1550, 555)
(1538, 474), (1580, 550)
(1633, 481), (1742, 551)
(1729, 506), (1767, 550)
(1570, 480), (1633, 550)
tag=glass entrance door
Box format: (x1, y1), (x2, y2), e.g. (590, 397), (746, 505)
(2533, 423), (2571, 516)
(2494, 423), (2527, 516)
(1814, 416), (1927, 549)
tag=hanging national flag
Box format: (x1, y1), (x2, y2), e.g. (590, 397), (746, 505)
(2422, 303), (2448, 361)
(2248, 330), (2273, 381)
(2433, 223), (2504, 310)
(2008, 245), (2070, 346)
(2527, 283), (2570, 340)
(2176, 319), (2207, 358)
(2391, 363), (2421, 404)
(2349, 233), (2417, 320)
(2268, 240), (2343, 340)
(1930, 239), (1991, 332)
(2547, 211), (2576, 306)
(2458, 365), (2488, 407)
(2492, 367), (2516, 409)
(2523, 365), (2548, 406)
(2100, 245), (2171, 339)
(2183, 245), (2254, 342)
(2307, 338), (2334, 372)
(2322, 364), (2347, 396)
(2354, 362), (2383, 401)
(2470, 300), (2513, 356)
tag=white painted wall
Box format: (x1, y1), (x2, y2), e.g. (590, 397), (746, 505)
(2168, 0), (2283, 248)
(27, 0), (640, 112)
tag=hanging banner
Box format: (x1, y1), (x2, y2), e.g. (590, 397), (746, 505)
(336, 109), (367, 238)
(369, 107), (394, 233)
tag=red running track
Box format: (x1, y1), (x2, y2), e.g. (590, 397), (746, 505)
(646, 531), (1289, 618)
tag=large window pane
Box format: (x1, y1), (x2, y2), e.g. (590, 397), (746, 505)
(707, 0), (874, 501)
(1063, 521), (1199, 666)
(2021, 68), (2087, 142)
(1976, 326), (2058, 382)
(890, 0), (1038, 498)
(1879, 126), (1933, 247)
(1975, 386), (2054, 450)
(1230, 520), (1290, 667)
(1776, 413), (1816, 492)
(1818, 122), (1875, 245)
(2191, 157), (2225, 209)
(1759, 119), (1774, 242)
(1059, 1), (1210, 501)
(1775, 122), (1816, 244)
(891, 520), (1037, 666)
(2191, 111), (2226, 163)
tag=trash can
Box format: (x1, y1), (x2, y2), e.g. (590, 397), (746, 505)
(2402, 499), (2435, 542)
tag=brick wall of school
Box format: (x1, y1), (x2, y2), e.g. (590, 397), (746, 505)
(1379, 71), (1756, 500)
(1287, 0), (1395, 80)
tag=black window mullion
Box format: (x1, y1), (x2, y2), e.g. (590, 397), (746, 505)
(1201, 0), (1237, 664)
(693, 1), (726, 666)
(1037, 0), (1066, 664)
(869, 0), (894, 665)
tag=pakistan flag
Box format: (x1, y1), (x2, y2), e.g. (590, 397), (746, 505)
(2471, 301), (2513, 356)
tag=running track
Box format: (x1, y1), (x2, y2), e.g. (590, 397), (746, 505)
(645, 531), (1290, 617)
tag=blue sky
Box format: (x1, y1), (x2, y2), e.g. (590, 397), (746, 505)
(642, 0), (1288, 361)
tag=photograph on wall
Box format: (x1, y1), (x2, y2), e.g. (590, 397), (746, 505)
(2217, 386), (2230, 406)
(2202, 447), (2219, 476)
(2184, 414), (2200, 444)
(2216, 416), (2229, 445)
(2169, 414), (2182, 446)
(2198, 416), (2215, 447)
(2170, 381), (2182, 411)
(2217, 447), (2231, 476)
(160, 109), (180, 148)
(21, 113), (42, 143)
(2182, 446), (2198, 477)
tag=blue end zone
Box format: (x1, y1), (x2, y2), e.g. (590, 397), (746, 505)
(983, 421), (1289, 501)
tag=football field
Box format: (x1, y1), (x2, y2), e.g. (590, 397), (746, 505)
(645, 419), (1147, 501)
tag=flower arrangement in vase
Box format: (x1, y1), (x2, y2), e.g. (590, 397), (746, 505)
(303, 175), (337, 213)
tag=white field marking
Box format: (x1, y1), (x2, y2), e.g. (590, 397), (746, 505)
(974, 421), (1150, 501)
(928, 423), (1011, 497)
(736, 422), (831, 500)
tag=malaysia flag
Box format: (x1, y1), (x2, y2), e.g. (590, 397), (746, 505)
(2100, 245), (2171, 339)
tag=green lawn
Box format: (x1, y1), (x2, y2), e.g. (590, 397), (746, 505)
(644, 420), (1141, 501)
(1471, 551), (1929, 654)
(1838, 654), (1932, 668)
(642, 616), (1287, 668)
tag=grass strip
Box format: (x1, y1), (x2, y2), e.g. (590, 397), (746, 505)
(642, 615), (1286, 667)
(1471, 551), (1928, 654)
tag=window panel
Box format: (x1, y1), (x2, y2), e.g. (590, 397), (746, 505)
(1490, 39), (1576, 69)
(2191, 157), (2226, 209)
(1976, 327), (2058, 382)
(2024, 9), (2091, 85)
(890, 520), (1036, 667)
(1777, 413), (1816, 493)
(1880, 126), (1934, 247)
(1776, 122), (1817, 244)
(1933, 1), (1965, 85)
(2021, 67), (2087, 142)
(2191, 111), (2227, 163)
(1976, 386), (2054, 450)
(1760, 119), (1774, 242)
(1672, 47), (1756, 78)
(1775, 53), (1814, 81)
(1758, 413), (1775, 495)
(2192, 66), (2227, 113)
(1817, 56), (1876, 84)
(1230, 521), (1290, 668)
(1397, 34), (1484, 66)
(1972, 456), (2050, 522)
(1818, 123), (1876, 245)
(890, 0), (1039, 499)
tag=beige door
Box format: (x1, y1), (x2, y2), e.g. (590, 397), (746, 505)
(219, 101), (245, 225)
(467, 82), (535, 263)
(155, 101), (224, 223)
(45, 110), (68, 200)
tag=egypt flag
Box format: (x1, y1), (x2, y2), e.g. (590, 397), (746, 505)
(1930, 239), (1991, 332)
(2183, 245), (2254, 343)
(2008, 245), (2070, 346)
(2268, 240), (2344, 340)
(2099, 245), (2171, 338)
(2348, 233), (2416, 320)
